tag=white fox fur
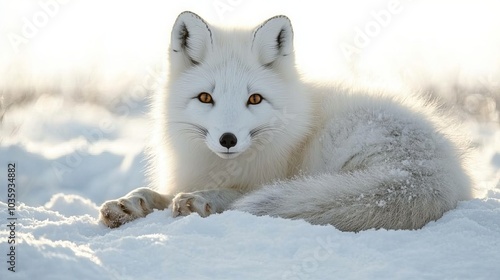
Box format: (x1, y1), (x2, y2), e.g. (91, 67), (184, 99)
(99, 11), (473, 231)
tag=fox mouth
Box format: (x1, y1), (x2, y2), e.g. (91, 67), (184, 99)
(216, 151), (240, 159)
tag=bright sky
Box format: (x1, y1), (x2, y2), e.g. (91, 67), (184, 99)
(0, 0), (499, 93)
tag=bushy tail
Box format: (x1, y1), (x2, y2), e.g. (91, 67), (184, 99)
(232, 168), (464, 232)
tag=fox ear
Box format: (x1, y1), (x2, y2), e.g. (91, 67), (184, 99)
(252, 15), (293, 67)
(170, 11), (213, 66)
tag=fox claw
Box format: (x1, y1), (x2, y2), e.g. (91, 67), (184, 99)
(172, 193), (213, 218)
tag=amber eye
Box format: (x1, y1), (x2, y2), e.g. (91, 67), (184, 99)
(247, 93), (262, 105)
(197, 92), (213, 104)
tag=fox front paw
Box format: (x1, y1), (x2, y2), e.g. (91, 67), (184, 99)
(99, 195), (153, 228)
(172, 192), (214, 218)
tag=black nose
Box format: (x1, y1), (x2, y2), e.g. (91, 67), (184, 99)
(219, 133), (237, 149)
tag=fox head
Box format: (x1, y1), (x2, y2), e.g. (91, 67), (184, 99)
(163, 11), (311, 161)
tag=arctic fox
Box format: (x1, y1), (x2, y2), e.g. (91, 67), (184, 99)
(99, 11), (473, 231)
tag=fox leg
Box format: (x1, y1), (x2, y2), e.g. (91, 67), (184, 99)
(99, 187), (173, 228)
(172, 189), (244, 218)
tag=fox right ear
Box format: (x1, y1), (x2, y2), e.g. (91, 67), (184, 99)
(252, 15), (293, 67)
(170, 11), (213, 67)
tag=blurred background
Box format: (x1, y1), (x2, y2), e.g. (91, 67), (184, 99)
(0, 0), (499, 206)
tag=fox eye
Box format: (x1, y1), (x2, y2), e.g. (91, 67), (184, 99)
(197, 92), (213, 104)
(247, 93), (262, 105)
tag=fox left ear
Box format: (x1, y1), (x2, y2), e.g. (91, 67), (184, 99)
(170, 11), (213, 67)
(252, 15), (293, 67)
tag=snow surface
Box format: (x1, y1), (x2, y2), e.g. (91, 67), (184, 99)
(1, 0), (500, 279)
(1, 195), (500, 280)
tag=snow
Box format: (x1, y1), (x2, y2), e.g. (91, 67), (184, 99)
(1, 195), (500, 279)
(1, 0), (500, 279)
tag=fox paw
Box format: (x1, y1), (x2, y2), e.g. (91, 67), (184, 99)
(99, 194), (153, 228)
(172, 193), (213, 218)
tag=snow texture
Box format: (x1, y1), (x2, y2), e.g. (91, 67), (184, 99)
(1, 196), (500, 279)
